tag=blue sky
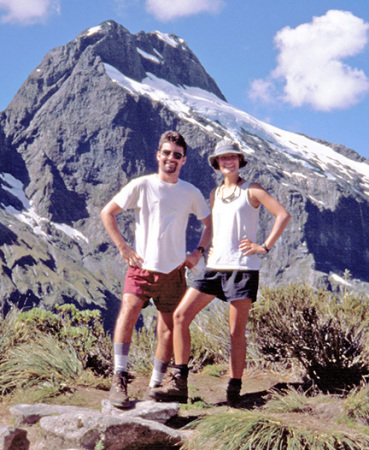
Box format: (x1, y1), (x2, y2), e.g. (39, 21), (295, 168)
(1, 0), (368, 159)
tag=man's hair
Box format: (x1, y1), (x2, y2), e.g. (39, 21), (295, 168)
(158, 131), (187, 156)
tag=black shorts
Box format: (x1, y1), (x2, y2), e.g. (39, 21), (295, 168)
(193, 270), (259, 303)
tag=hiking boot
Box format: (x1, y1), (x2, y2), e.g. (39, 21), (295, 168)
(148, 369), (188, 403)
(143, 380), (161, 401)
(109, 371), (132, 408)
(226, 384), (241, 407)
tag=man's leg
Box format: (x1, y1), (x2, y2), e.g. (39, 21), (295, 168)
(226, 298), (252, 406)
(149, 288), (214, 402)
(149, 311), (173, 388)
(114, 293), (145, 344)
(148, 265), (186, 391)
(110, 293), (144, 408)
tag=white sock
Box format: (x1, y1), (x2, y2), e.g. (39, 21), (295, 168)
(149, 358), (169, 387)
(114, 343), (130, 373)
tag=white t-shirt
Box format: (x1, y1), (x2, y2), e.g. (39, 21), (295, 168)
(207, 181), (261, 271)
(113, 174), (210, 274)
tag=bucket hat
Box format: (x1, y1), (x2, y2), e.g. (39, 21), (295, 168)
(208, 140), (247, 170)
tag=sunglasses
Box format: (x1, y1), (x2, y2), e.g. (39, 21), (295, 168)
(161, 150), (184, 160)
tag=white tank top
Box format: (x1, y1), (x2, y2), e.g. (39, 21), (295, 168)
(207, 181), (261, 271)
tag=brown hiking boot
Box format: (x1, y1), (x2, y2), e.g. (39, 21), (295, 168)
(109, 371), (133, 408)
(148, 369), (188, 403)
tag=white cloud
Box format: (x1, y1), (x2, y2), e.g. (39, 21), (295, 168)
(145, 0), (223, 22)
(248, 79), (275, 103)
(249, 10), (369, 111)
(0, 0), (60, 24)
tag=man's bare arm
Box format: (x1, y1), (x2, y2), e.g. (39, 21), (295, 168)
(101, 200), (144, 267)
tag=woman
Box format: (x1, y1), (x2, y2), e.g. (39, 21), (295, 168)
(149, 139), (291, 406)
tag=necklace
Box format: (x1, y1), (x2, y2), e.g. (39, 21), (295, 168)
(219, 177), (242, 203)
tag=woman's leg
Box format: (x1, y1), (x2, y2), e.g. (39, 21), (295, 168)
(226, 298), (252, 406)
(148, 288), (214, 402)
(228, 298), (252, 379)
(173, 287), (215, 365)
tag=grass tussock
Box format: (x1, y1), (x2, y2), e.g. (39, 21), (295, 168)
(0, 305), (113, 400)
(0, 333), (82, 395)
(183, 410), (369, 450)
(263, 387), (314, 414)
(343, 384), (369, 425)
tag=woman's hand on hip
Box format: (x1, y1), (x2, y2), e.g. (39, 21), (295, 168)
(239, 239), (267, 256)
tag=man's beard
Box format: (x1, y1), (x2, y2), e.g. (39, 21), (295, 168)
(162, 161), (178, 173)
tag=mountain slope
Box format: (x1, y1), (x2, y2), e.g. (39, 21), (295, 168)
(0, 20), (368, 328)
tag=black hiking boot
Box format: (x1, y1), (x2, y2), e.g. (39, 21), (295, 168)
(226, 381), (241, 407)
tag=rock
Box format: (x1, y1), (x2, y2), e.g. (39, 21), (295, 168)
(101, 399), (180, 423)
(0, 426), (29, 450)
(9, 403), (95, 426)
(9, 401), (183, 449)
(39, 411), (183, 449)
(10, 400), (180, 427)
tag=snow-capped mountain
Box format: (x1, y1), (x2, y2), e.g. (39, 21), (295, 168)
(0, 20), (368, 327)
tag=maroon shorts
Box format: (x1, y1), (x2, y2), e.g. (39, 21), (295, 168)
(122, 264), (187, 313)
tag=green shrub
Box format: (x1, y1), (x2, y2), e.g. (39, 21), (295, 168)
(252, 284), (369, 392)
(16, 305), (113, 377)
(16, 308), (62, 336)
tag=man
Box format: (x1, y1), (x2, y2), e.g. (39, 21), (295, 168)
(101, 130), (211, 407)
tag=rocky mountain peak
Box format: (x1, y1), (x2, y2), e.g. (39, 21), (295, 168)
(74, 20), (225, 97)
(4, 20), (224, 138)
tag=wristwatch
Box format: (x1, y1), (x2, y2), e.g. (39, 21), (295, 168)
(261, 243), (270, 253)
(197, 246), (205, 254)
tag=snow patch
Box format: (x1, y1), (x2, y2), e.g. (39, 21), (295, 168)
(330, 273), (351, 286)
(154, 31), (180, 48)
(54, 223), (89, 243)
(308, 195), (325, 206)
(0, 173), (88, 243)
(86, 25), (102, 36)
(291, 172), (308, 179)
(137, 48), (161, 64)
(153, 48), (163, 59)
